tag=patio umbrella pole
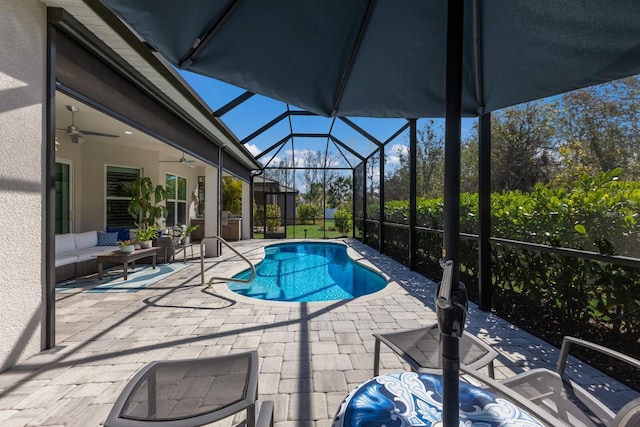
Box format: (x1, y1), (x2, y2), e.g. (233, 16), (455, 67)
(441, 0), (467, 426)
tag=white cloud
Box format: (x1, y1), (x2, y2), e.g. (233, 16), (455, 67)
(245, 143), (261, 156)
(386, 144), (409, 164)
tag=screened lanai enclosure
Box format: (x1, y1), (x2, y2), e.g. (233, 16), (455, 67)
(214, 87), (640, 374)
(101, 0), (640, 418)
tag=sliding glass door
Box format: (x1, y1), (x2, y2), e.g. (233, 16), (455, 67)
(55, 160), (72, 234)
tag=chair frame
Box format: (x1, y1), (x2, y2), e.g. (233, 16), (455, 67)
(499, 336), (640, 427)
(373, 325), (497, 378)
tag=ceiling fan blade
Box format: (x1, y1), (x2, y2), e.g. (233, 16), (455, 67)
(81, 130), (120, 138)
(158, 160), (180, 163)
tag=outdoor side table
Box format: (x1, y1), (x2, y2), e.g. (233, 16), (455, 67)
(332, 372), (547, 427)
(373, 324), (498, 377)
(172, 243), (195, 263)
(104, 350), (259, 427)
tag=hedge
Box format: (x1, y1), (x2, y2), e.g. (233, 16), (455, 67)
(362, 170), (640, 344)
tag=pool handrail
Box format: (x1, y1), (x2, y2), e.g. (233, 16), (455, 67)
(199, 236), (256, 286)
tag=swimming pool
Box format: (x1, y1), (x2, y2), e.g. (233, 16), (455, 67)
(229, 242), (387, 302)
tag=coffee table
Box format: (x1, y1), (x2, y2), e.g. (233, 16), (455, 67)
(96, 247), (160, 281)
(104, 351), (260, 427)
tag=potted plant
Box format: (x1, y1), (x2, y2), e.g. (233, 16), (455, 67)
(117, 239), (136, 253)
(128, 177), (168, 230)
(136, 225), (158, 248)
(172, 224), (199, 245)
(183, 224), (199, 244)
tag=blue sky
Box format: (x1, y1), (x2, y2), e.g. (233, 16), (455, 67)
(179, 70), (476, 170)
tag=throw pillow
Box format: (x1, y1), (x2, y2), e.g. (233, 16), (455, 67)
(106, 227), (130, 241)
(97, 231), (119, 246)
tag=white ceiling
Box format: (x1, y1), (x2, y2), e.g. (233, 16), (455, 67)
(55, 91), (202, 164)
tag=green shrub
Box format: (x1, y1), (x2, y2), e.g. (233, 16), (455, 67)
(254, 204), (281, 231)
(222, 177), (242, 214)
(297, 203), (321, 224)
(333, 209), (352, 236)
(376, 170), (640, 343)
(378, 170), (639, 256)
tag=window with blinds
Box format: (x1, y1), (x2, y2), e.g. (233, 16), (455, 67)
(106, 166), (140, 228)
(166, 173), (188, 227)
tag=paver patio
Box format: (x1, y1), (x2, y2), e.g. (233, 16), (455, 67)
(0, 239), (636, 426)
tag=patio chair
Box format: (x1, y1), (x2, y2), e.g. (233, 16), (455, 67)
(256, 400), (275, 427)
(498, 336), (640, 427)
(610, 396), (640, 427)
(373, 324), (498, 377)
(104, 351), (273, 427)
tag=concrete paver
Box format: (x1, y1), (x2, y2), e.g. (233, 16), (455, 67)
(0, 238), (635, 426)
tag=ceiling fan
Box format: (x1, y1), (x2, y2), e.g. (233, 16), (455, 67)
(56, 105), (120, 144)
(159, 152), (196, 168)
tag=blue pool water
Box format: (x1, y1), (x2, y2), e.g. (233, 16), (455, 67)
(229, 242), (387, 302)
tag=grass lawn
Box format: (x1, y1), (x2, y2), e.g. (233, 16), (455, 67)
(253, 219), (349, 239)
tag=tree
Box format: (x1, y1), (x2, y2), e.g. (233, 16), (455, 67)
(415, 121), (445, 198)
(302, 150), (324, 191)
(326, 175), (352, 208)
(222, 177), (242, 214)
(264, 158), (295, 189)
(460, 136), (479, 194)
(366, 150), (380, 201)
(553, 76), (640, 184)
(384, 144), (410, 201)
(384, 120), (445, 200)
(490, 101), (557, 192)
(303, 182), (324, 205)
(300, 150), (339, 206)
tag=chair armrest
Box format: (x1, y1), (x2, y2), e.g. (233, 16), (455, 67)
(557, 336), (640, 375)
(256, 400), (274, 427)
(611, 396), (640, 427)
(461, 366), (573, 426)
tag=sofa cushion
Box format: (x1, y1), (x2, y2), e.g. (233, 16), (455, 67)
(97, 231), (119, 246)
(55, 253), (78, 267)
(55, 234), (76, 254)
(106, 227), (130, 241)
(74, 231), (98, 250)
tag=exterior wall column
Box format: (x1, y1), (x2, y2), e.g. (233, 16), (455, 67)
(203, 164), (220, 256)
(241, 180), (251, 239)
(0, 0), (47, 370)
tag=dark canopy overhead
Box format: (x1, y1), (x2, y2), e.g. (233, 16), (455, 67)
(95, 2), (640, 424)
(99, 0), (640, 118)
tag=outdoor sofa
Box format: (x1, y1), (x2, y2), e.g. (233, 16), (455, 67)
(55, 228), (174, 282)
(55, 230), (121, 282)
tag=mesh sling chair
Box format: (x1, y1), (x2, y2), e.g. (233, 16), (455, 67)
(103, 351), (274, 427)
(462, 336), (640, 427)
(373, 324), (498, 378)
(373, 260), (498, 378)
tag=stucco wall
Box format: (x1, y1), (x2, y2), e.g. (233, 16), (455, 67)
(0, 0), (46, 370)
